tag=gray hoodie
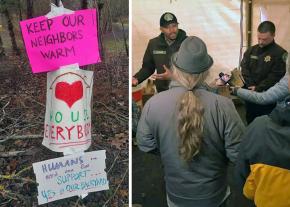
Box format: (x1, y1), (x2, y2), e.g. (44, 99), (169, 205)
(137, 81), (245, 207)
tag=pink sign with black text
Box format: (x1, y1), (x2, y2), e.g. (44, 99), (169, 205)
(20, 9), (100, 73)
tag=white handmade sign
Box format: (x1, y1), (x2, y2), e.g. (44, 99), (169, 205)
(43, 64), (93, 152)
(33, 150), (109, 204)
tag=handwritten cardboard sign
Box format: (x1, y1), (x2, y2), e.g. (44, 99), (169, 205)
(43, 65), (93, 152)
(33, 150), (109, 204)
(20, 9), (100, 73)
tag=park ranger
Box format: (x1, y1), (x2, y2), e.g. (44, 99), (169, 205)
(132, 12), (187, 92)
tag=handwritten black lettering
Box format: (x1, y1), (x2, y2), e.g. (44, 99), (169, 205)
(40, 46), (75, 59)
(27, 19), (53, 34)
(26, 23), (34, 34)
(59, 32), (67, 43)
(66, 32), (73, 41)
(56, 48), (65, 58)
(30, 30), (84, 48)
(47, 19), (53, 30)
(41, 156), (84, 173)
(77, 15), (85, 26)
(77, 30), (83, 39)
(62, 16), (70, 27)
(62, 15), (85, 27)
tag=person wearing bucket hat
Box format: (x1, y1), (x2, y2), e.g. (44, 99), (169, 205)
(137, 36), (245, 207)
(132, 12), (187, 92)
(171, 36), (214, 74)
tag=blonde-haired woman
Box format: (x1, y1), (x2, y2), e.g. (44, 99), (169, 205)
(137, 36), (245, 207)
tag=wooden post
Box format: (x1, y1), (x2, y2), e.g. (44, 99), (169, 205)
(3, 8), (20, 55)
(26, 0), (33, 19)
(246, 0), (253, 49)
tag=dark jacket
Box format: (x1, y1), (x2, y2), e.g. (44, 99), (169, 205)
(134, 29), (187, 92)
(137, 81), (245, 207)
(236, 95), (290, 207)
(241, 41), (287, 92)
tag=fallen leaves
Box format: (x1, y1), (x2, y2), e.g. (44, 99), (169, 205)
(7, 159), (18, 172)
(111, 132), (128, 150)
(118, 189), (128, 198)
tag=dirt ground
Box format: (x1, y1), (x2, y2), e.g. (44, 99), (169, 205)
(0, 22), (129, 206)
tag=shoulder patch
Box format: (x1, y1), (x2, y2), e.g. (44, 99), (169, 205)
(282, 52), (288, 63)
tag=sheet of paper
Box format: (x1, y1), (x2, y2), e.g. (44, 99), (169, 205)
(43, 65), (93, 152)
(33, 150), (109, 205)
(45, 1), (74, 19)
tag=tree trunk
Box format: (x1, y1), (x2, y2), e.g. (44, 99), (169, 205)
(102, 1), (112, 33)
(3, 9), (20, 55)
(18, 0), (23, 21)
(81, 0), (88, 9)
(0, 34), (5, 57)
(26, 0), (33, 19)
(120, 19), (128, 57)
(55, 0), (60, 6)
(97, 2), (104, 60)
(87, 0), (104, 61)
(79, 0), (88, 70)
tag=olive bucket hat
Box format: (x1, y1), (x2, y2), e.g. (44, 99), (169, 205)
(172, 36), (213, 74)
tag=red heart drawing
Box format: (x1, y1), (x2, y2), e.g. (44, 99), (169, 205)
(55, 81), (83, 108)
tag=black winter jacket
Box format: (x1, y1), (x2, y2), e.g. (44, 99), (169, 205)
(134, 29), (187, 92)
(236, 95), (290, 207)
(241, 41), (287, 92)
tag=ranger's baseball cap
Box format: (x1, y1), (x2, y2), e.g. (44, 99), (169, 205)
(160, 12), (178, 27)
